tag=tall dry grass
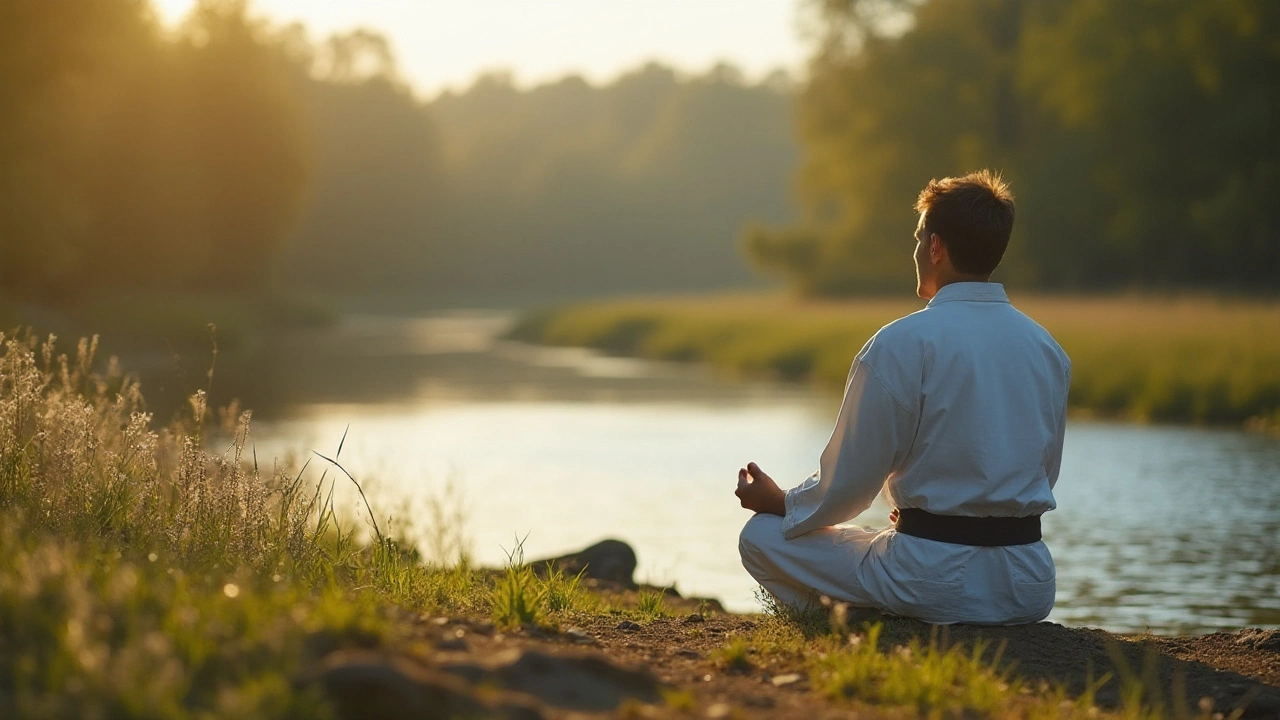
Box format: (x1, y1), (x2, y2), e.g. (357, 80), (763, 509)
(0, 332), (507, 716)
(0, 329), (614, 716)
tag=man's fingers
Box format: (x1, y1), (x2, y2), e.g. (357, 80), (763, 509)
(746, 462), (773, 484)
(736, 467), (755, 509)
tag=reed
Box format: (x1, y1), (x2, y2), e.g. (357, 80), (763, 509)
(0, 332), (483, 716)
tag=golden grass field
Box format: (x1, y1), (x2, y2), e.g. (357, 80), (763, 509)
(509, 293), (1280, 428)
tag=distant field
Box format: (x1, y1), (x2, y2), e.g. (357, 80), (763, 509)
(509, 293), (1280, 428)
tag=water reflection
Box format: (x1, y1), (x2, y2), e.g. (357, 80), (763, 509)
(1048, 424), (1280, 632)
(175, 312), (1279, 634)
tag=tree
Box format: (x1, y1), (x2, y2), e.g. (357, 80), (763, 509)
(750, 0), (1280, 294)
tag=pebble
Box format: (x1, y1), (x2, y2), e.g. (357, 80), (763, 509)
(705, 703), (732, 719)
(438, 627), (468, 651)
(437, 636), (468, 651)
(683, 613), (706, 624)
(565, 627), (597, 645)
(616, 620), (643, 632)
(771, 673), (803, 687)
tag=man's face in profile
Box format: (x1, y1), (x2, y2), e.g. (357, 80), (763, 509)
(913, 212), (937, 300)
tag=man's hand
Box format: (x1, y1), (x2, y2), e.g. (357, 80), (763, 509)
(735, 462), (786, 516)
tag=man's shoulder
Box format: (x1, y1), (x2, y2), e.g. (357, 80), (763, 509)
(856, 309), (931, 366)
(860, 302), (1069, 366)
(1006, 306), (1072, 366)
(863, 307), (932, 347)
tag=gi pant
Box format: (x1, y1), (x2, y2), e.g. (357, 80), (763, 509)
(738, 513), (1056, 625)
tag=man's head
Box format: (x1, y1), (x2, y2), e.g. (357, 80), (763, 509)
(912, 169), (1016, 299)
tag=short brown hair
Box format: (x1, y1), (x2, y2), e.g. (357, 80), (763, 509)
(914, 170), (1016, 276)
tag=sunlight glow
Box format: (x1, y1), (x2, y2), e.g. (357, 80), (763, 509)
(149, 0), (806, 97)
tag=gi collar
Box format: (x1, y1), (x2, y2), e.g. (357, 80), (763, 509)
(925, 282), (1009, 307)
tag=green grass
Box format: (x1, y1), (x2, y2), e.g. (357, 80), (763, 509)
(712, 636), (754, 673)
(491, 541), (602, 629)
(636, 586), (670, 620)
(731, 602), (1232, 720)
(509, 292), (1280, 427)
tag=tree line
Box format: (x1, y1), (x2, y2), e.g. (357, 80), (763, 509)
(7, 0), (1274, 307)
(286, 61), (799, 299)
(1, 0), (309, 302)
(1, 0), (799, 307)
(747, 0), (1280, 294)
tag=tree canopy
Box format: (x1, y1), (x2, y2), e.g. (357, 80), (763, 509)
(0, 0), (310, 302)
(1, 0), (799, 305)
(748, 0), (1280, 294)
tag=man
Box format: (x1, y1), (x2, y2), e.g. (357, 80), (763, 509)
(735, 170), (1070, 625)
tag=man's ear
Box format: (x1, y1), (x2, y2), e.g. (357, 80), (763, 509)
(929, 234), (946, 264)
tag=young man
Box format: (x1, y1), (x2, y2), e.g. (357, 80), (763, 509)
(734, 170), (1070, 625)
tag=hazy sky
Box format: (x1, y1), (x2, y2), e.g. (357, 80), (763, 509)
(153, 0), (810, 97)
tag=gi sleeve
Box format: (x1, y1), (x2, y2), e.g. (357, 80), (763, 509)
(781, 359), (918, 540)
(1045, 364), (1071, 491)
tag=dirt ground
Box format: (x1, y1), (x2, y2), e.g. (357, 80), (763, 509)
(311, 594), (1280, 719)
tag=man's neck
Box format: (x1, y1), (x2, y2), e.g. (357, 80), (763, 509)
(936, 272), (992, 290)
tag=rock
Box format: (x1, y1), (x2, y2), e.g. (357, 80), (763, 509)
(705, 702), (732, 719)
(440, 648), (662, 712)
(1234, 628), (1280, 653)
(770, 673), (804, 687)
(616, 620), (643, 632)
(435, 627), (469, 651)
(437, 636), (468, 651)
(520, 624), (553, 640)
(531, 539), (638, 586)
(309, 650), (543, 720)
(689, 598), (728, 614)
(565, 627), (597, 645)
(682, 614), (705, 624)
(673, 648), (701, 659)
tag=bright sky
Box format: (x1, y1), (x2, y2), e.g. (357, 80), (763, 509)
(153, 0), (810, 98)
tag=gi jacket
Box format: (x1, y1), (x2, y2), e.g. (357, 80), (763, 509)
(776, 282), (1070, 624)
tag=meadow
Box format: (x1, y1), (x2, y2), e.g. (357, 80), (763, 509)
(508, 293), (1280, 429)
(0, 331), (1255, 718)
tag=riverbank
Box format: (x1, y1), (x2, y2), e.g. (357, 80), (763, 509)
(2, 333), (1277, 718)
(508, 292), (1280, 429)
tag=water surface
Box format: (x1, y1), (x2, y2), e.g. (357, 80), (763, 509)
(236, 312), (1280, 634)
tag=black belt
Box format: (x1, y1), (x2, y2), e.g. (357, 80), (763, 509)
(894, 508), (1042, 547)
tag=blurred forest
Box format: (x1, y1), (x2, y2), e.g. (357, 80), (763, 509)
(0, 0), (797, 310)
(1, 0), (309, 302)
(747, 0), (1280, 294)
(4, 0), (1278, 314)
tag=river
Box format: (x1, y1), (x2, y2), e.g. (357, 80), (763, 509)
(218, 311), (1279, 635)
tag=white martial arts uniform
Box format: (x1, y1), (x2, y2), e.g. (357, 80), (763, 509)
(739, 282), (1071, 625)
